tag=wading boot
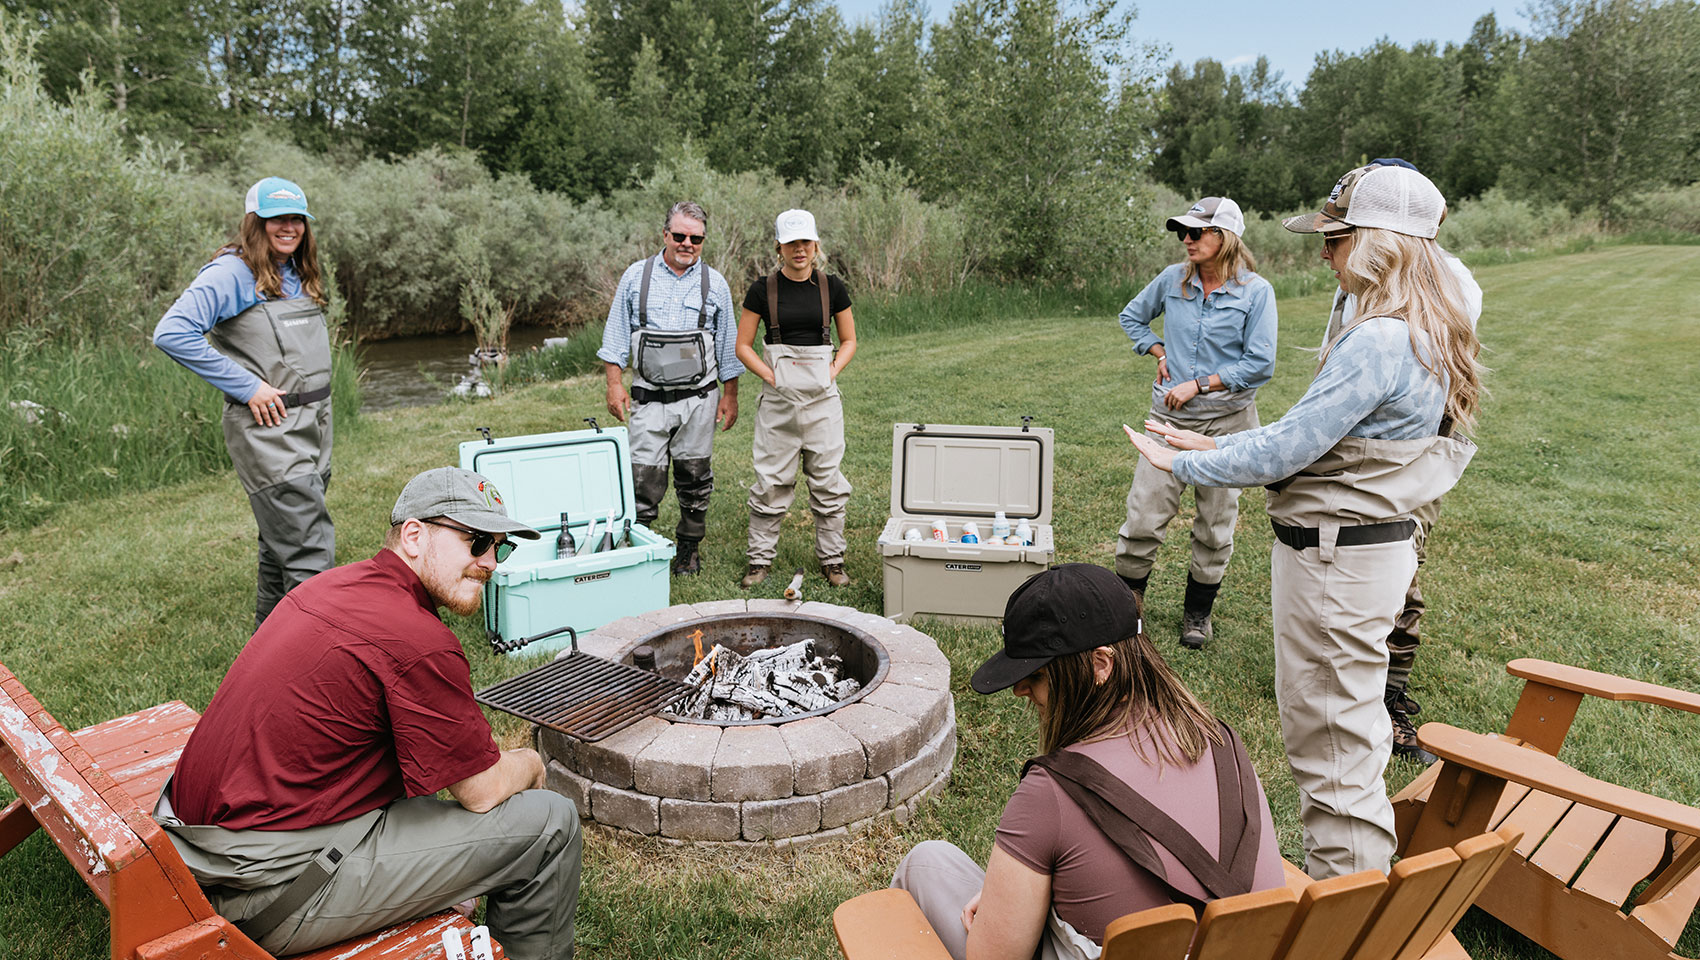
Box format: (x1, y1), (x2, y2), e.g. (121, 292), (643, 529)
(671, 538), (702, 576)
(822, 563), (851, 587)
(1387, 687), (1422, 717)
(1179, 575), (1221, 650)
(1118, 573), (1148, 608)
(1386, 686), (1437, 764)
(739, 564), (771, 589)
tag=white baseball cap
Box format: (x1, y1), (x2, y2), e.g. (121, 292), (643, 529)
(1282, 163), (1445, 239)
(1166, 197), (1244, 237)
(775, 209), (819, 244)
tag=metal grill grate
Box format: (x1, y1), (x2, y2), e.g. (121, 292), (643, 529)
(476, 652), (693, 742)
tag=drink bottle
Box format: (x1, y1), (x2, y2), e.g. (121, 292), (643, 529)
(555, 512), (576, 559)
(992, 511), (1011, 540)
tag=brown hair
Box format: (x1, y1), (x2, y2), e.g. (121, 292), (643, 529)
(211, 212), (327, 305)
(1327, 227), (1483, 433)
(1033, 623), (1222, 766)
(1180, 228), (1257, 295)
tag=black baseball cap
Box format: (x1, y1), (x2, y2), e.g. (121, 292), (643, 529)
(970, 564), (1144, 694)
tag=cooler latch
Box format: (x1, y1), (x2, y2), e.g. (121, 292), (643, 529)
(583, 417), (602, 434)
(1021, 415), (1034, 433)
(477, 426), (494, 445)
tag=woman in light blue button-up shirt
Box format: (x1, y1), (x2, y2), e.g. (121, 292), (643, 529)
(1113, 196), (1277, 652)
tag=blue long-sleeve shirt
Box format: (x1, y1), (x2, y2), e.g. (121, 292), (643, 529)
(1171, 316), (1448, 489)
(153, 255), (301, 403)
(597, 254), (743, 381)
(1118, 263), (1277, 416)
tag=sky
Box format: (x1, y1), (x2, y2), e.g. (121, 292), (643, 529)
(828, 0), (1531, 92)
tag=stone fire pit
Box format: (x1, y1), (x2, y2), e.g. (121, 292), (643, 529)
(535, 599), (955, 847)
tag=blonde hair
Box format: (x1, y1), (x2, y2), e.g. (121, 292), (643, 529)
(1033, 624), (1223, 766)
(1327, 227), (1483, 433)
(211, 213), (327, 305)
(1180, 228), (1257, 295)
(774, 240), (830, 275)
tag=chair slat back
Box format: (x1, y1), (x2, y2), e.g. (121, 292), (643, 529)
(1192, 886), (1300, 960)
(1393, 826), (1520, 960)
(1271, 870), (1390, 960)
(1349, 848), (1463, 960)
(1102, 903), (1196, 960)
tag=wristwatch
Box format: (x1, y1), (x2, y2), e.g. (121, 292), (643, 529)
(1195, 377), (1210, 394)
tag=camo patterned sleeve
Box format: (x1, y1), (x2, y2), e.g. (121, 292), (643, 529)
(1171, 317), (1448, 489)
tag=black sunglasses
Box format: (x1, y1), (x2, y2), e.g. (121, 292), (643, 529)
(1173, 226), (1219, 242)
(420, 518), (516, 562)
(669, 231), (705, 245)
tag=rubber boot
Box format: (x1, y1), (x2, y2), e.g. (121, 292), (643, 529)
(671, 538), (701, 576)
(1179, 575), (1220, 650)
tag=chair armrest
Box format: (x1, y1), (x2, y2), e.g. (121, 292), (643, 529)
(1507, 659), (1700, 714)
(1418, 723), (1700, 836)
(832, 888), (955, 960)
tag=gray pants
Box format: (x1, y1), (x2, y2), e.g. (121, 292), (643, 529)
(892, 840), (1078, 960)
(251, 469), (335, 630)
(629, 391), (717, 543)
(1116, 403), (1259, 584)
(162, 792), (581, 959)
(1272, 537), (1416, 878)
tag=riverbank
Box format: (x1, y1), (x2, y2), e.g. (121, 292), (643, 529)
(1, 246), (1696, 959)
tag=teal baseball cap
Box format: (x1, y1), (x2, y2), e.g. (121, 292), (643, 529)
(244, 177), (315, 221)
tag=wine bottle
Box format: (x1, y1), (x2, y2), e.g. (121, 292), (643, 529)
(555, 511), (576, 559)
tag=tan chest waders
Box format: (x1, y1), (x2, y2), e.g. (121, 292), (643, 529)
(207, 295), (336, 627)
(746, 270), (852, 566)
(627, 257), (721, 548)
(1261, 400), (1476, 879)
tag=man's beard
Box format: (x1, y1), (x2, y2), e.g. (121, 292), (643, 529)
(422, 551), (490, 617)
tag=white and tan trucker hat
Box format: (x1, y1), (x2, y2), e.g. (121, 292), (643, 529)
(1283, 163), (1446, 239)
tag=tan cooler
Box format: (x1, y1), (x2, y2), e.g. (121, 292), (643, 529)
(877, 421), (1055, 623)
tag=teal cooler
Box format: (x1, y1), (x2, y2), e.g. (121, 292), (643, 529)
(459, 426), (674, 656)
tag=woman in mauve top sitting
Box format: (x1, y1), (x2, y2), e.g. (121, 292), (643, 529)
(891, 563), (1285, 960)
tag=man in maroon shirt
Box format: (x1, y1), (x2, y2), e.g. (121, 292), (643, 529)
(154, 467), (580, 959)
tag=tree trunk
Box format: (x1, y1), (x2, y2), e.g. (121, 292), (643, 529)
(109, 3), (127, 112)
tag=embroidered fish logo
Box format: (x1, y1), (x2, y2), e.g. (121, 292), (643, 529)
(478, 481), (504, 508)
(266, 188), (304, 202)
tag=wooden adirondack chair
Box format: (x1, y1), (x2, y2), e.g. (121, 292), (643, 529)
(1392, 658), (1700, 960)
(0, 660), (499, 960)
(833, 825), (1521, 960)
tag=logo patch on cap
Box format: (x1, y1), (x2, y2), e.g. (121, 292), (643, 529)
(478, 481), (504, 508)
(1189, 203), (1205, 214)
(266, 189), (303, 201)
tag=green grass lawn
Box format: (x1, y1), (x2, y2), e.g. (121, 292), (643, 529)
(2, 245), (1697, 959)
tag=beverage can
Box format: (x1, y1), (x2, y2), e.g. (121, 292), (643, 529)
(960, 521), (980, 544)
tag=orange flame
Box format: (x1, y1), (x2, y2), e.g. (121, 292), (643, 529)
(689, 628), (706, 666)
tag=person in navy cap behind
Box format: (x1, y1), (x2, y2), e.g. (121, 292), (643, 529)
(887, 564), (1283, 960)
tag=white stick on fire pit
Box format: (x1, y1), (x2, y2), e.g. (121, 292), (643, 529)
(677, 638), (861, 722)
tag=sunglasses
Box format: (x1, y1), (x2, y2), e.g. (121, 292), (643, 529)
(420, 518), (516, 562)
(1173, 226), (1217, 242)
(1322, 230), (1356, 249)
(669, 231), (705, 245)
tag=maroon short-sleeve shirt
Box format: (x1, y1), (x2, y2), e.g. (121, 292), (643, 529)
(170, 550), (501, 830)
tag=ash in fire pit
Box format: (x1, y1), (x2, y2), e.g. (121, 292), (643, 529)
(677, 639), (861, 722)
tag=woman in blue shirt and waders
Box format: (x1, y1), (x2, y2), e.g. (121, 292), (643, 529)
(1115, 197), (1277, 649)
(154, 178), (335, 629)
(1126, 165), (1482, 879)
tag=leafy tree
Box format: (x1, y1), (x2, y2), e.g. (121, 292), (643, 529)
(1503, 0), (1700, 224)
(1150, 57), (1301, 215)
(1292, 39), (1454, 201)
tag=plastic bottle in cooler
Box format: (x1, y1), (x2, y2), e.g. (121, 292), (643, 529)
(992, 511), (1011, 540)
(1015, 518), (1033, 546)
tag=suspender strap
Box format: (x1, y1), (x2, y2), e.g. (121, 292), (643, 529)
(238, 808), (382, 940)
(699, 263), (711, 329)
(764, 270), (834, 346)
(1021, 722), (1263, 904)
(817, 269), (831, 342)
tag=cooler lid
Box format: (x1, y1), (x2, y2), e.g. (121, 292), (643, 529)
(458, 425), (635, 534)
(889, 422), (1053, 524)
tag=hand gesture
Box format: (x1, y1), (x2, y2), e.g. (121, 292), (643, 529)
(248, 383), (288, 427)
(1143, 419), (1216, 451)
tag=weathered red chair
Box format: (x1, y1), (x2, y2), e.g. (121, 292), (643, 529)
(0, 660), (499, 960)
(1392, 658), (1700, 960)
(832, 826), (1522, 960)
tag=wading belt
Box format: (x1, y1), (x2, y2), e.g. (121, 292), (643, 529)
(1021, 722), (1263, 908)
(224, 385), (332, 408)
(638, 255), (711, 329)
(630, 383), (714, 405)
(1270, 518), (1416, 551)
(765, 269), (832, 346)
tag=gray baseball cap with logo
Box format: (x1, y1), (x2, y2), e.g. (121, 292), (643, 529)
(390, 467), (540, 538)
(1166, 196), (1245, 237)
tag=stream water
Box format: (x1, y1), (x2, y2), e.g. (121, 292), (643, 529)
(355, 326), (558, 411)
